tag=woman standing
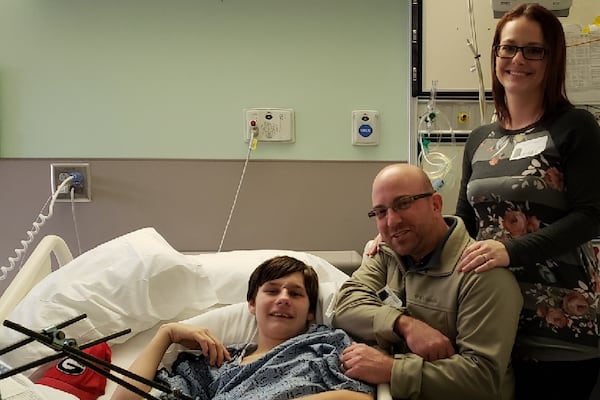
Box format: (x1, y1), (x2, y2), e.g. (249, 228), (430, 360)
(456, 4), (600, 399)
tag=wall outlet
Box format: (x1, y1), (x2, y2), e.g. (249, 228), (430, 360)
(50, 163), (91, 202)
(243, 108), (295, 143)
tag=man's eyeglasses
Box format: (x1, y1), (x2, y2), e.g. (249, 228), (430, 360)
(368, 192), (434, 219)
(494, 44), (546, 60)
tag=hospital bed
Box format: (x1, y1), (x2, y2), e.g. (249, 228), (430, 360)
(0, 227), (391, 400)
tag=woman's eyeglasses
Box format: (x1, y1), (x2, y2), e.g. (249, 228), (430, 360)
(494, 44), (546, 60)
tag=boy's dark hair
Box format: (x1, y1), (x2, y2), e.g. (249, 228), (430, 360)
(246, 256), (319, 313)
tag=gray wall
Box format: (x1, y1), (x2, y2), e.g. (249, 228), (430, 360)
(0, 159), (387, 294)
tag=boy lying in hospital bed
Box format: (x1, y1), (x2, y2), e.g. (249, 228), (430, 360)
(111, 255), (374, 400)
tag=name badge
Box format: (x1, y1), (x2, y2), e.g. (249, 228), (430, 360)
(510, 135), (547, 160)
(377, 286), (403, 308)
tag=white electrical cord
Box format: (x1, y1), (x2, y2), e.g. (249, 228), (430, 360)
(0, 176), (74, 281)
(70, 187), (82, 256)
(217, 134), (256, 253)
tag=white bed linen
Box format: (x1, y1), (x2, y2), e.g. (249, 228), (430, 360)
(0, 373), (77, 400)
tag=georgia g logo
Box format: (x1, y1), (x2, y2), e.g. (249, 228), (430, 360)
(56, 357), (86, 376)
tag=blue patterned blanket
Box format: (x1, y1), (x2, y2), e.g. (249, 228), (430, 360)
(155, 324), (373, 400)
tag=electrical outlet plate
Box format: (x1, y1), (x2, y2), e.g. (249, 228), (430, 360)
(243, 108), (295, 143)
(50, 163), (91, 202)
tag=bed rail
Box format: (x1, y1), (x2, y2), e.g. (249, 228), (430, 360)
(0, 235), (73, 322)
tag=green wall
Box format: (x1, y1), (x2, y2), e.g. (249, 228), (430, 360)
(0, 0), (410, 160)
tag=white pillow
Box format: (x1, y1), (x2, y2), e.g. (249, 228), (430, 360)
(186, 249), (349, 305)
(0, 228), (218, 375)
